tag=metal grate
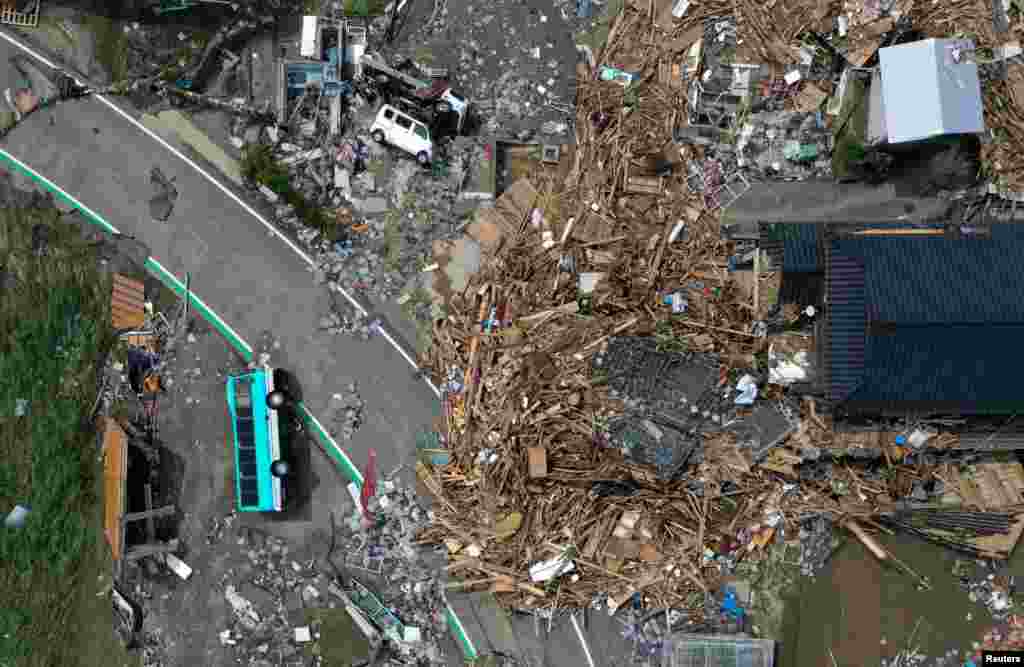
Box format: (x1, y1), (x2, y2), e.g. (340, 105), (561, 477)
(0, 1), (39, 27)
(668, 636), (775, 667)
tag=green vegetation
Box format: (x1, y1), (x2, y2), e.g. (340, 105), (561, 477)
(654, 318), (689, 354)
(83, 16), (128, 84)
(304, 608), (372, 665)
(831, 76), (869, 180)
(580, 0), (625, 53)
(240, 145), (336, 242)
(382, 209), (402, 272)
(343, 0), (389, 15)
(0, 207), (135, 667)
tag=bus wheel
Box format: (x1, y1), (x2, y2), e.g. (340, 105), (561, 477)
(266, 390), (288, 410)
(271, 460), (290, 478)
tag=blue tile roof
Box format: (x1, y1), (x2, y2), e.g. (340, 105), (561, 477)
(828, 254), (866, 403)
(848, 324), (1024, 410)
(833, 237), (1024, 324)
(828, 228), (1024, 412)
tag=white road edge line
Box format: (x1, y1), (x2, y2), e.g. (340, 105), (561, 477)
(0, 29), (441, 396)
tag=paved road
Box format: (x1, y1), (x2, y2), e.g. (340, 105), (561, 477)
(0, 37), (438, 511)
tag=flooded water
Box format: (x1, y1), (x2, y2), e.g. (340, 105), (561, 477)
(779, 532), (1023, 666)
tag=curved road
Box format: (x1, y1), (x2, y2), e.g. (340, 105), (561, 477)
(0, 33), (437, 503)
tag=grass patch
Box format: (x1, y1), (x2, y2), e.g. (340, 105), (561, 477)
(831, 76), (869, 179)
(342, 0), (389, 15)
(83, 15), (128, 83)
(581, 0), (625, 53)
(304, 608), (373, 664)
(0, 207), (136, 667)
(241, 145), (337, 242)
(382, 209), (402, 273)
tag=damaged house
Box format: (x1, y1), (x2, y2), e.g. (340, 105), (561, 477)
(766, 221), (1024, 428)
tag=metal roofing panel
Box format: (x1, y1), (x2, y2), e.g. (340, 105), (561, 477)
(827, 253), (866, 403)
(111, 273), (145, 330)
(879, 39), (985, 143)
(863, 237), (1024, 323)
(852, 324), (1024, 409)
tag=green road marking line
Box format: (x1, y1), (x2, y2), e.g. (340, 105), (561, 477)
(445, 601), (479, 660)
(0, 147), (118, 234)
(298, 403), (364, 486)
(0, 145), (480, 663)
(143, 257), (254, 363)
(0, 148), (255, 363)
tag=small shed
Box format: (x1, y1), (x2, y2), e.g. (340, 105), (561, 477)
(877, 38), (985, 144)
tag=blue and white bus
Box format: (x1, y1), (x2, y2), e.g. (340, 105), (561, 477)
(226, 365), (290, 512)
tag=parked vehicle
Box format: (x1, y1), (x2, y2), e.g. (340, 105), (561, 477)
(360, 51), (471, 136)
(370, 104), (433, 165)
(226, 364), (291, 512)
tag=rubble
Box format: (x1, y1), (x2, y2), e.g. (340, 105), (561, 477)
(328, 382), (365, 441)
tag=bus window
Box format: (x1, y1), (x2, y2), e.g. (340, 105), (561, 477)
(226, 365), (284, 512)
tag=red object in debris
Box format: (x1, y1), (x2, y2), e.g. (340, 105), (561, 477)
(360, 449), (377, 518)
(484, 144), (493, 162)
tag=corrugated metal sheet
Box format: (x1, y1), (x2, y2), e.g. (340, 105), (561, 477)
(827, 252), (866, 403)
(102, 417), (127, 562)
(111, 273), (146, 330)
(851, 325), (1024, 409)
(879, 38), (984, 144)
(832, 236), (1024, 324)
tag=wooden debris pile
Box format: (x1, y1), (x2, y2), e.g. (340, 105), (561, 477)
(415, 1), (1024, 613)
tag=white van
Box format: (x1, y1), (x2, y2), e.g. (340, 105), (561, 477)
(370, 105), (432, 165)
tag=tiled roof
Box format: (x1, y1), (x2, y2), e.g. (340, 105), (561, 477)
(828, 226), (1024, 413)
(834, 237), (1024, 324)
(827, 254), (866, 403)
(848, 324), (1024, 411)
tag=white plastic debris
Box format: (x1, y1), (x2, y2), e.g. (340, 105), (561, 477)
(229, 136), (244, 149)
(837, 14), (849, 37)
(784, 70), (802, 85)
(768, 343), (812, 386)
(530, 556), (576, 582)
(735, 374), (758, 405)
(266, 126), (279, 143)
(219, 630), (236, 646)
(4, 505), (30, 529)
(403, 626), (422, 643)
(294, 626), (313, 643)
(14, 399), (27, 417)
(907, 429), (933, 449)
(671, 0), (691, 18)
(258, 185), (279, 203)
(804, 305), (816, 317)
(164, 553), (193, 580)
(668, 220), (688, 244)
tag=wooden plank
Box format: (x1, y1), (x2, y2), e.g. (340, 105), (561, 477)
(123, 542), (179, 561)
(122, 504), (177, 525)
(527, 446), (548, 478)
(102, 417), (128, 561)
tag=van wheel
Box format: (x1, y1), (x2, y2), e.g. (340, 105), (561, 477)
(416, 151), (429, 165)
(270, 460), (290, 478)
(266, 390), (288, 410)
(372, 129), (385, 144)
